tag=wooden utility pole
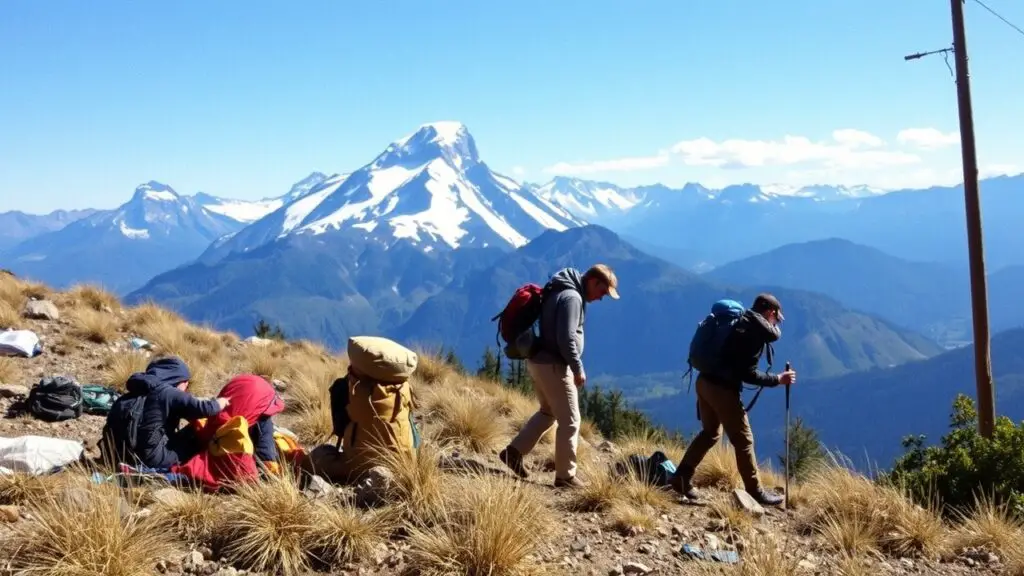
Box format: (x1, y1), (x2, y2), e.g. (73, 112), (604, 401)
(906, 0), (995, 438)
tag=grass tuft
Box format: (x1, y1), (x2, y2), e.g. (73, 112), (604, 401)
(0, 357), (21, 385)
(0, 300), (20, 330)
(405, 472), (554, 576)
(8, 482), (175, 576)
(101, 349), (150, 390)
(70, 308), (119, 344)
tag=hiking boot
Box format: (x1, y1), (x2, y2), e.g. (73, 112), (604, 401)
(668, 465), (701, 501)
(554, 475), (586, 489)
(499, 445), (529, 479)
(747, 487), (784, 507)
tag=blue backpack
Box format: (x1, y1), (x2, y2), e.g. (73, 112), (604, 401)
(686, 299), (745, 380)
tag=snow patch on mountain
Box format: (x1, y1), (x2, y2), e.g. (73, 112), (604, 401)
(202, 198), (285, 223)
(532, 177), (643, 221)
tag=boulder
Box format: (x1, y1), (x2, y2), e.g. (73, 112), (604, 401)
(22, 300), (59, 321)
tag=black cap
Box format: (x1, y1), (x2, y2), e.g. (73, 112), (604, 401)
(752, 292), (784, 321)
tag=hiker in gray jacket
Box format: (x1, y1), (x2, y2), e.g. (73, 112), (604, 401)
(499, 264), (619, 488)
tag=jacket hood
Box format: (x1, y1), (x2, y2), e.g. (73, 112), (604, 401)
(125, 356), (192, 394)
(548, 267), (585, 295)
(745, 309), (781, 343)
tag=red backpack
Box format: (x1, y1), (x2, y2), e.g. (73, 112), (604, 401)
(491, 282), (555, 360)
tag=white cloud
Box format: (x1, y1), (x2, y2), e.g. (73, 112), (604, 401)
(896, 128), (959, 149)
(832, 128), (884, 148)
(980, 164), (1021, 178)
(540, 126), (973, 190)
(511, 166), (526, 177)
(669, 131), (919, 170)
(542, 151), (670, 175)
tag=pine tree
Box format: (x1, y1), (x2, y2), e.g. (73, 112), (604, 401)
(476, 346), (501, 382)
(778, 416), (826, 481)
(443, 347), (465, 374)
(253, 317), (287, 341)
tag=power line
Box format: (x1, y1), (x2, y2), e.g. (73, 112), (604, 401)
(972, 0), (1024, 38)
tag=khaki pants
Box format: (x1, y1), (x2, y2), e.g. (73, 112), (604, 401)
(509, 356), (581, 480)
(680, 375), (761, 492)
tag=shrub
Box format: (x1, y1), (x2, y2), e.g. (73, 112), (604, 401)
(884, 393), (1024, 519)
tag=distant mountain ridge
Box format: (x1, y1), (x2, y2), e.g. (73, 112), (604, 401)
(0, 208), (98, 251)
(0, 180), (310, 293)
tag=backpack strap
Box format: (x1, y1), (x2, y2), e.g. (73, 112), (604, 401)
(741, 342), (775, 413)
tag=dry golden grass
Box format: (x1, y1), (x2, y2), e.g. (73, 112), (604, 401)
(100, 349), (150, 390)
(1005, 539), (1024, 576)
(693, 440), (743, 490)
(19, 280), (51, 300)
(8, 482), (175, 576)
(799, 456), (950, 560)
(0, 274), (24, 309)
(425, 384), (507, 453)
(708, 497), (754, 534)
(63, 283), (121, 312)
(150, 489), (221, 544)
(70, 308), (120, 344)
(0, 299), (19, 329)
(0, 473), (76, 506)
(405, 472), (554, 576)
(238, 343), (285, 380)
(949, 491), (1024, 556)
(579, 419), (602, 443)
(371, 440), (447, 525)
(218, 471), (388, 576)
(608, 500), (658, 536)
(565, 453), (675, 518)
(816, 509), (878, 557)
(414, 352), (453, 386)
(0, 356), (21, 385)
(286, 355), (347, 444)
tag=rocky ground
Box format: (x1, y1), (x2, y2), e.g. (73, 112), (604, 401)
(1, 276), (1022, 576)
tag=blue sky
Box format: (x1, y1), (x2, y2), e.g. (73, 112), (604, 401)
(2, 0), (1022, 213)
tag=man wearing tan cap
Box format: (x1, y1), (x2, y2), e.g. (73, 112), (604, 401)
(499, 264), (619, 488)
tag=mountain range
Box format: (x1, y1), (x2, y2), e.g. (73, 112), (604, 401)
(2, 119), (1023, 470)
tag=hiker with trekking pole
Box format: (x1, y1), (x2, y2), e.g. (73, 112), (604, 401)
(668, 293), (797, 507)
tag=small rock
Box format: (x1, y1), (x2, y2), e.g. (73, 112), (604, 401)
(671, 524), (687, 537)
(656, 526), (670, 538)
(372, 542), (389, 565)
(22, 300), (59, 320)
(272, 379), (288, 392)
(303, 475), (332, 499)
(0, 505), (20, 522)
(150, 487), (187, 507)
(608, 567), (624, 576)
(900, 558), (914, 568)
(598, 440), (618, 453)
(570, 537), (590, 553)
(638, 543), (656, 555)
(797, 559), (816, 571)
(183, 550), (204, 568)
(965, 557), (976, 567)
(244, 336), (272, 346)
(198, 547), (214, 561)
(213, 569), (238, 576)
(622, 561), (652, 575)
(732, 489), (766, 516)
(0, 384), (29, 399)
(354, 466), (395, 507)
(704, 533), (721, 551)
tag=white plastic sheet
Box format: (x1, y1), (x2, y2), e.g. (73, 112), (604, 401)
(0, 329), (42, 358)
(0, 435), (84, 475)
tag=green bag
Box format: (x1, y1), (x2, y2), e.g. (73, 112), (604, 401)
(81, 385), (120, 416)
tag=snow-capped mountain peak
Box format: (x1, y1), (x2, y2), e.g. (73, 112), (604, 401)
(131, 181), (181, 203)
(373, 121), (480, 173)
(200, 122), (584, 260)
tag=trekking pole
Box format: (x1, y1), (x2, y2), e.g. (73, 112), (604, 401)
(784, 360), (791, 510)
